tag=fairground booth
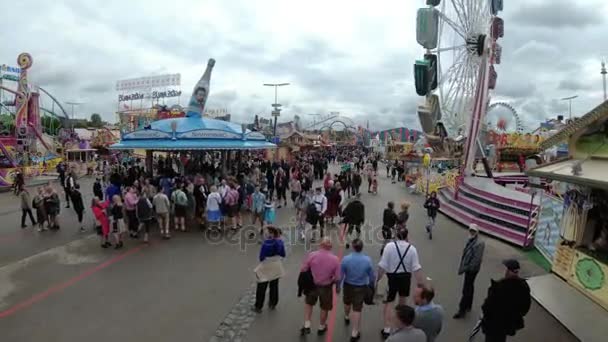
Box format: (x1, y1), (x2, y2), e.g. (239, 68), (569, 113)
(110, 58), (276, 172)
(525, 100), (608, 341)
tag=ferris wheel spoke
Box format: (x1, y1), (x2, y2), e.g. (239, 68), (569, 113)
(434, 44), (466, 54)
(437, 47), (467, 88)
(437, 11), (467, 40)
(452, 0), (471, 35)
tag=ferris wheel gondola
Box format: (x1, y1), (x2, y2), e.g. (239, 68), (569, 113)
(415, 0), (504, 137)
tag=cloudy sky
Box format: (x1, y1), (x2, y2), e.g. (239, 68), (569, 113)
(1, 0), (607, 131)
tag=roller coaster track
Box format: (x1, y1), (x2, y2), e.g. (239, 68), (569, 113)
(37, 86), (70, 121)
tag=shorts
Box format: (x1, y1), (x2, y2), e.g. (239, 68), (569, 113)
(174, 205), (187, 218)
(343, 283), (367, 312)
(385, 272), (412, 303)
(305, 285), (333, 311)
(112, 218), (126, 233)
(226, 204), (239, 217)
(207, 209), (221, 223)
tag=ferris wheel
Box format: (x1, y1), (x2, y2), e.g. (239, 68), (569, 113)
(485, 102), (523, 133)
(415, 0), (504, 136)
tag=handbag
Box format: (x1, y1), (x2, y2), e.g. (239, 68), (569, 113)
(254, 256), (285, 282)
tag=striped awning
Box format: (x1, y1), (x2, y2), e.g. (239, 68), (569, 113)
(540, 100), (608, 150)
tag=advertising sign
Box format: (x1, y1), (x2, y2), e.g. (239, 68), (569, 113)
(535, 192), (564, 263)
(116, 74), (181, 91)
(0, 64), (21, 74)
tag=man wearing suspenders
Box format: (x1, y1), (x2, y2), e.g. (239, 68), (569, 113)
(377, 228), (425, 339)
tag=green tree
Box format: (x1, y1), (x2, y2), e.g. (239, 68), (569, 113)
(90, 113), (103, 127)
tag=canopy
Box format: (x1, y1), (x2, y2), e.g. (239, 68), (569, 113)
(110, 116), (276, 151)
(527, 157), (608, 190)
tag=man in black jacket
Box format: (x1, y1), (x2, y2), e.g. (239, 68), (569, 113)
(481, 259), (531, 342)
(454, 224), (485, 319)
(342, 193), (365, 249)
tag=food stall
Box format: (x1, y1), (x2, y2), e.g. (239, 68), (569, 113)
(528, 100), (608, 311)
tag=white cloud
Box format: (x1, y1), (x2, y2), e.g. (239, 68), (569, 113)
(0, 0), (607, 131)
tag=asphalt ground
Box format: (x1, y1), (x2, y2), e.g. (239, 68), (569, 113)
(0, 168), (577, 342)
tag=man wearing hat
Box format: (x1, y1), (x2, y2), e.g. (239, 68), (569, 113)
(480, 258), (531, 342)
(454, 224), (485, 319)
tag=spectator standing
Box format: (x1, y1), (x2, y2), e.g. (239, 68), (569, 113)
(413, 285), (444, 342)
(110, 195), (125, 249)
(481, 259), (531, 342)
(386, 305), (427, 342)
(171, 185), (188, 232)
(454, 224), (485, 319)
(93, 178), (103, 201)
(397, 201), (410, 229)
(92, 197), (110, 248)
(136, 193), (154, 243)
(338, 239), (375, 341)
(252, 226), (286, 313)
(206, 186), (223, 232)
(308, 187), (327, 241)
(300, 237), (340, 336)
(124, 187), (139, 238)
(64, 171), (75, 208)
(32, 187), (47, 231)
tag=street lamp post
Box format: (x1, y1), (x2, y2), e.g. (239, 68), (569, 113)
(263, 83), (290, 137)
(560, 95), (578, 120)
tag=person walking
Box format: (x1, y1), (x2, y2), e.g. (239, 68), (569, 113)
(295, 190), (310, 241)
(153, 189), (171, 239)
(136, 191), (154, 243)
(454, 224), (485, 319)
(385, 305), (427, 342)
(413, 285), (444, 342)
(64, 171), (75, 208)
(19, 186), (37, 228)
(93, 177), (103, 201)
(377, 228), (425, 339)
(44, 185), (61, 230)
(223, 182), (240, 231)
(396, 201), (410, 229)
(342, 193), (365, 249)
(110, 195), (126, 249)
(290, 175), (302, 207)
(338, 239), (375, 341)
(308, 187), (327, 241)
(300, 237), (340, 336)
(382, 201), (398, 241)
(171, 184), (188, 232)
(480, 259), (531, 342)
(70, 184), (85, 232)
(252, 226), (286, 313)
(423, 192), (440, 240)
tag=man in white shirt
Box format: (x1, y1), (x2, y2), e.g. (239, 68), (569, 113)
(377, 228), (425, 339)
(310, 187), (327, 241)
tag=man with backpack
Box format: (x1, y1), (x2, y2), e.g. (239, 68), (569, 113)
(342, 193), (365, 249)
(171, 185), (189, 232)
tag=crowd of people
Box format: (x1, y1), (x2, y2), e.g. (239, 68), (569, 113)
(15, 147), (531, 342)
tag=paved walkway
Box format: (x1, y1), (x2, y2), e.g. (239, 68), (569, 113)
(0, 168), (577, 341)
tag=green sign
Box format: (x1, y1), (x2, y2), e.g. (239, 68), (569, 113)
(1, 74), (18, 82)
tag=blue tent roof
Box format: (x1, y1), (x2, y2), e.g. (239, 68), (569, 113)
(111, 139), (276, 150)
(110, 116), (276, 151)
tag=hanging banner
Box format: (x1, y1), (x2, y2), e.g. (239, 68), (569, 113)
(116, 74), (181, 91)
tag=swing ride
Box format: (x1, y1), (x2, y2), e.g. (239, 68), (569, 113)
(0, 53), (72, 188)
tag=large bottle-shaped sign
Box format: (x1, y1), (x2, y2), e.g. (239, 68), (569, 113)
(186, 58), (215, 117)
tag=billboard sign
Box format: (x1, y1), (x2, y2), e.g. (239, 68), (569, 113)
(0, 64), (21, 74)
(116, 74), (181, 91)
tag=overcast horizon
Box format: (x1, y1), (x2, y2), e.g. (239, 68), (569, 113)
(1, 0), (607, 131)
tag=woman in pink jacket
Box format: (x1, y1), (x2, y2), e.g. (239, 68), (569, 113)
(92, 197), (111, 248)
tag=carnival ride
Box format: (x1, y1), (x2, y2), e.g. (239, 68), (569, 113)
(413, 1), (540, 247)
(0, 53), (73, 187)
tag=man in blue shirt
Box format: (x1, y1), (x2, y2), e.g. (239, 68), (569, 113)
(337, 239), (375, 341)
